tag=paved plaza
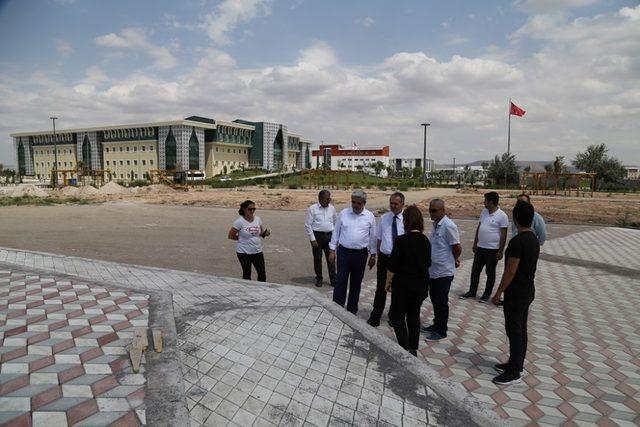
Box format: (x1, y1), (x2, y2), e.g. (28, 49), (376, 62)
(0, 225), (639, 426)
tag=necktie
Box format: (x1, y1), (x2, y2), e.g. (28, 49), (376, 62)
(392, 215), (398, 242)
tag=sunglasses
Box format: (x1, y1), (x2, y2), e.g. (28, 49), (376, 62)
(247, 207), (256, 211)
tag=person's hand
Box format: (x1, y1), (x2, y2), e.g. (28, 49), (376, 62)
(455, 258), (461, 268)
(328, 250), (336, 264)
(368, 255), (376, 269)
(385, 281), (392, 293)
(310, 240), (319, 248)
(491, 293), (501, 305)
(472, 244), (477, 254)
(496, 250), (503, 261)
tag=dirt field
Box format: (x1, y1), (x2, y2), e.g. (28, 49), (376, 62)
(2, 183), (639, 226)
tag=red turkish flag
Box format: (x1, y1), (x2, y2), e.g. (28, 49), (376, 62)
(510, 102), (526, 117)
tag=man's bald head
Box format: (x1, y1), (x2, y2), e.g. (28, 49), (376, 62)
(429, 198), (446, 221)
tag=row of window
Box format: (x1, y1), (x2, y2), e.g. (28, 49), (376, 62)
(36, 161), (74, 169)
(105, 145), (154, 153)
(215, 147), (248, 154)
(34, 149), (74, 156)
(214, 161), (246, 166)
(105, 160), (154, 167)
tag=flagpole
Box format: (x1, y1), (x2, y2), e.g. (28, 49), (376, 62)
(506, 99), (511, 188)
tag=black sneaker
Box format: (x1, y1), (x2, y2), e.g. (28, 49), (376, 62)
(492, 371), (522, 385)
(494, 363), (524, 374)
(366, 319), (380, 327)
(424, 332), (446, 341)
(459, 291), (476, 300)
(315, 279), (323, 287)
(479, 294), (491, 303)
(421, 324), (435, 333)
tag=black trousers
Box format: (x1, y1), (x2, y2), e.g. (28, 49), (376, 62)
(390, 286), (426, 351)
(333, 246), (368, 314)
(503, 296), (533, 375)
(368, 253), (392, 324)
(468, 247), (499, 297)
(428, 276), (453, 336)
(312, 231), (337, 285)
(236, 252), (266, 282)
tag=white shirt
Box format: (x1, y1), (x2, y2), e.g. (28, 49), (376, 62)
(304, 202), (337, 241)
(477, 208), (509, 249)
(329, 207), (377, 254)
(377, 211), (405, 255)
(233, 216), (263, 254)
(429, 216), (460, 279)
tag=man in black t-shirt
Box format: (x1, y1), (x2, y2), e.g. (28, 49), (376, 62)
(491, 201), (540, 385)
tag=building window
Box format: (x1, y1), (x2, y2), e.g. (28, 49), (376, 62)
(134, 160), (137, 165)
(150, 160), (154, 165)
(120, 161), (123, 165)
(150, 146), (154, 151)
(133, 146), (137, 152)
(105, 147), (109, 153)
(142, 160), (146, 165)
(120, 147), (123, 152)
(142, 146), (146, 151)
(106, 161), (110, 166)
(127, 160), (130, 165)
(126, 146), (130, 152)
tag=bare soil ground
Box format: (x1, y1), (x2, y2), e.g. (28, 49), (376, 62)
(2, 184), (639, 225)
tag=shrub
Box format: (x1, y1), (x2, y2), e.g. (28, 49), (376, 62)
(288, 184), (298, 189)
(129, 179), (150, 187)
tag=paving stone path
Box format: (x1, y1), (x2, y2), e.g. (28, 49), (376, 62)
(336, 227), (640, 426)
(1, 226), (639, 426)
(0, 249), (480, 427)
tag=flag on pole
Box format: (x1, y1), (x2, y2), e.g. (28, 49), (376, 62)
(510, 102), (526, 117)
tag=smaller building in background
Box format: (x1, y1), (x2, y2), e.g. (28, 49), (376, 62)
(624, 165), (639, 180)
(311, 144), (390, 175)
(390, 157), (435, 175)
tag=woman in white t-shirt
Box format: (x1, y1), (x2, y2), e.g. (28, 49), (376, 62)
(228, 200), (270, 282)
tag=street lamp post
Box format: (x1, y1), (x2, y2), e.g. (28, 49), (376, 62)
(421, 123), (430, 186)
(50, 116), (59, 188)
(453, 157), (456, 183)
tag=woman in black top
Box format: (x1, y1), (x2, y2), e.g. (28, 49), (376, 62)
(385, 205), (431, 356)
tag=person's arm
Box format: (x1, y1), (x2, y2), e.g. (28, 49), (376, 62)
(497, 227), (507, 260)
(472, 223), (480, 253)
(452, 243), (462, 267)
(368, 216), (377, 269)
(491, 257), (520, 305)
(328, 212), (342, 263)
(535, 214), (547, 246)
(304, 207), (317, 245)
(385, 238), (400, 292)
(228, 227), (239, 241)
(446, 224), (462, 267)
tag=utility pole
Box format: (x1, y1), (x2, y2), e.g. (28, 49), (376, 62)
(453, 157), (456, 183)
(421, 123), (430, 186)
(50, 116), (59, 188)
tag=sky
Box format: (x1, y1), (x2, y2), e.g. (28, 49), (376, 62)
(0, 0), (639, 167)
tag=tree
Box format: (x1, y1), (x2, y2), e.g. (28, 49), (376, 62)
(552, 156), (566, 194)
(544, 163), (553, 173)
(373, 161), (385, 176)
(487, 152), (519, 186)
(412, 166), (423, 179)
(573, 144), (626, 190)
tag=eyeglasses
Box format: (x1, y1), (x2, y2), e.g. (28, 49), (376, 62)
(247, 208), (256, 211)
(428, 208), (441, 213)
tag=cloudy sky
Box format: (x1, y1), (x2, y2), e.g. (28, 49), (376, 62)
(0, 0), (638, 167)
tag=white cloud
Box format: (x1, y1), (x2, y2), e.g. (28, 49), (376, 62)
(357, 16), (375, 28)
(55, 39), (73, 57)
(202, 0), (272, 45)
(95, 28), (177, 69)
(513, 0), (599, 14)
(1, 6), (639, 166)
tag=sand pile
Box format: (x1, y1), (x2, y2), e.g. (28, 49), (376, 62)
(61, 186), (80, 196)
(97, 181), (129, 195)
(9, 185), (49, 197)
(146, 184), (177, 194)
(78, 185), (99, 196)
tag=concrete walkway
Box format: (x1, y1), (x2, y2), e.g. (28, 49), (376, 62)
(0, 248), (491, 426)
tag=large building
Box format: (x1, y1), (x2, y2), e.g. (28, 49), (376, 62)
(11, 116), (313, 182)
(311, 144), (390, 175)
(390, 157), (435, 174)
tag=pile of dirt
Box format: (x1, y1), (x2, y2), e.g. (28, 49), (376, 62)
(146, 184), (177, 194)
(78, 185), (99, 196)
(60, 186), (80, 196)
(9, 185), (49, 197)
(97, 181), (129, 195)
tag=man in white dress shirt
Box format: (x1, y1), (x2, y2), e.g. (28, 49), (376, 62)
(367, 192), (405, 327)
(329, 190), (377, 314)
(304, 190), (338, 287)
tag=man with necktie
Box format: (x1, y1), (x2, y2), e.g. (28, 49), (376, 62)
(367, 192), (405, 327)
